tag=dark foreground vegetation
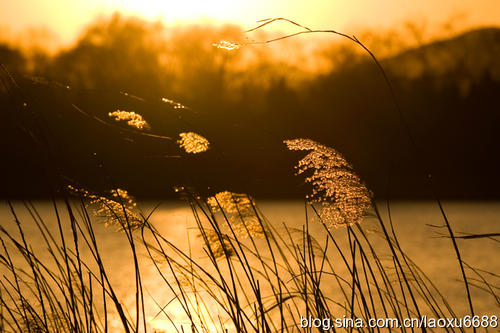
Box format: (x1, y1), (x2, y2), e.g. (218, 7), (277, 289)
(0, 187), (498, 332)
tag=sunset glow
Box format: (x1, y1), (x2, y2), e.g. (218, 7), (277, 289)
(1, 0), (500, 46)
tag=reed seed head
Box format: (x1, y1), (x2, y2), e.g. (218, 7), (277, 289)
(108, 109), (150, 129)
(67, 185), (143, 231)
(284, 138), (373, 228)
(207, 191), (265, 238)
(212, 40), (241, 50)
(177, 132), (210, 154)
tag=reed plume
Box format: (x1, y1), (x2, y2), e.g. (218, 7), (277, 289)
(199, 229), (236, 259)
(108, 110), (150, 130)
(212, 40), (241, 50)
(177, 132), (210, 154)
(67, 185), (143, 231)
(207, 191), (265, 238)
(284, 138), (373, 227)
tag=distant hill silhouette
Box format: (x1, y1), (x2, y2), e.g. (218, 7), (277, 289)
(389, 27), (500, 85)
(1, 24), (499, 200)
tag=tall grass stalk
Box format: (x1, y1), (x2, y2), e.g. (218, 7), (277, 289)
(1, 190), (498, 332)
(244, 18), (478, 329)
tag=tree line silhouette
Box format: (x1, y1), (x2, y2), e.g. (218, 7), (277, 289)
(1, 14), (499, 199)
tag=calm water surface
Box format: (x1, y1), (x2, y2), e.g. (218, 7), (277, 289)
(1, 201), (498, 331)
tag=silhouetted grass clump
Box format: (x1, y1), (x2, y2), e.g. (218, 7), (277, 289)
(1, 185), (498, 332)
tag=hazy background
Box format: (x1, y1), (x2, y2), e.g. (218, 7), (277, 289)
(2, 0), (500, 47)
(1, 1), (500, 200)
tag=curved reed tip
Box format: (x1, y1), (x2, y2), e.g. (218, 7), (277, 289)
(108, 109), (150, 129)
(212, 40), (241, 51)
(161, 97), (188, 109)
(177, 132), (210, 154)
(284, 138), (373, 228)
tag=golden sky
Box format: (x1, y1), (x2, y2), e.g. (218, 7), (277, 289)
(1, 0), (499, 45)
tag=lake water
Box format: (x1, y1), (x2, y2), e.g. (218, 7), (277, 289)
(1, 201), (498, 332)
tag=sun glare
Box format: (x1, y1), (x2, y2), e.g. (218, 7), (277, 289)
(2, 0), (500, 46)
(115, 0), (244, 23)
